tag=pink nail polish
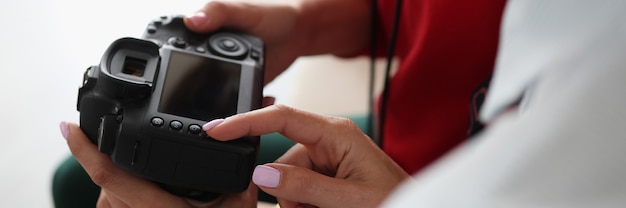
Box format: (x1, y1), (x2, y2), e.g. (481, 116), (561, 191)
(60, 121), (70, 140)
(252, 165), (281, 188)
(202, 119), (225, 131)
(187, 12), (208, 27)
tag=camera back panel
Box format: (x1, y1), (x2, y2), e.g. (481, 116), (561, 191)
(77, 15), (264, 201)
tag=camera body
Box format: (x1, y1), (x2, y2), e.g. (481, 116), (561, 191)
(77, 15), (264, 201)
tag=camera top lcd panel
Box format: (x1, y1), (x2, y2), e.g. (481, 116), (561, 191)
(77, 15), (264, 201)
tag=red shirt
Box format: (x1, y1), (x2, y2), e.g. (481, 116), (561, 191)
(375, 0), (506, 174)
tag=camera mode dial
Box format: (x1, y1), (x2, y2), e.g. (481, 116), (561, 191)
(143, 15), (260, 61)
(209, 34), (248, 59)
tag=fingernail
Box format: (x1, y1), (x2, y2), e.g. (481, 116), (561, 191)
(187, 12), (208, 27)
(202, 119), (225, 131)
(252, 165), (281, 188)
(60, 121), (70, 140)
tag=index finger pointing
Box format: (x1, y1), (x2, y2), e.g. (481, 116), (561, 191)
(204, 104), (360, 146)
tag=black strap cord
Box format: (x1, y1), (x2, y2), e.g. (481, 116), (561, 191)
(368, 0), (403, 148)
(367, 0), (379, 145)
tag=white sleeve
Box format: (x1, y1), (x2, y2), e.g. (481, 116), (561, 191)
(382, 0), (626, 207)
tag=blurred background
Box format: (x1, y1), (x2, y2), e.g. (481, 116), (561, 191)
(0, 0), (380, 207)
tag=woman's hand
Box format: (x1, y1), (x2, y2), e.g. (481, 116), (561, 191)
(61, 122), (258, 208)
(204, 105), (411, 208)
(184, 0), (371, 85)
(184, 1), (301, 85)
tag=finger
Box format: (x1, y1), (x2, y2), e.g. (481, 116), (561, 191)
(203, 105), (365, 173)
(184, 1), (265, 33)
(205, 104), (363, 146)
(275, 199), (302, 208)
(183, 1), (300, 50)
(62, 122), (188, 207)
(273, 144), (313, 170)
(253, 164), (370, 208)
(96, 191), (112, 208)
(267, 145), (315, 208)
(98, 190), (130, 208)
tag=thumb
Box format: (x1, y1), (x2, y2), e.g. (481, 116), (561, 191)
(184, 1), (263, 33)
(252, 164), (362, 207)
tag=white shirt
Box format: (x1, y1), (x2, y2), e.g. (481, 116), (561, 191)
(382, 0), (626, 207)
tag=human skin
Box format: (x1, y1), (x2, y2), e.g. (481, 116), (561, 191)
(204, 105), (410, 208)
(62, 0), (392, 207)
(183, 0), (372, 85)
(61, 121), (258, 208)
(61, 104), (410, 208)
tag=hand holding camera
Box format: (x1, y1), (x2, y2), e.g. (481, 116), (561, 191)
(76, 15), (264, 201)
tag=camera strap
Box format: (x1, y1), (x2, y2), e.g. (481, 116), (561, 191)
(368, 0), (403, 148)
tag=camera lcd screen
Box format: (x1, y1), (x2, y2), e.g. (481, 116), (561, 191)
(158, 51), (241, 121)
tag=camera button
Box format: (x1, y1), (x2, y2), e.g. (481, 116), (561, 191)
(151, 117), (164, 127)
(195, 47), (206, 53)
(250, 49), (261, 61)
(168, 37), (187, 48)
(147, 25), (157, 34)
(188, 124), (202, 135)
(209, 34), (248, 59)
(170, 120), (183, 130)
(219, 39), (239, 51)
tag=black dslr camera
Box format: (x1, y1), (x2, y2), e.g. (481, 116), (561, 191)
(77, 15), (264, 201)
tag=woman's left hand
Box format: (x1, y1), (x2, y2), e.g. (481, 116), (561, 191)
(61, 122), (258, 208)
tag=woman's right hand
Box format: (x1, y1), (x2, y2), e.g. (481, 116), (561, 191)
(204, 105), (411, 207)
(184, 0), (372, 85)
(184, 1), (302, 85)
